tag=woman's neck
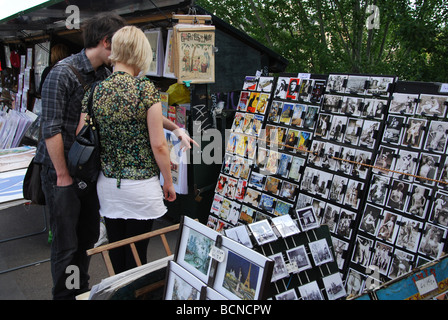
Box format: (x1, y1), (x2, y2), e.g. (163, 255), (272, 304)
(114, 62), (138, 76)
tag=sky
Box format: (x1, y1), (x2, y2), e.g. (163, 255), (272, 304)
(0, 0), (50, 21)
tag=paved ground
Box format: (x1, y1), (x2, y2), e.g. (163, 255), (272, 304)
(0, 202), (179, 300)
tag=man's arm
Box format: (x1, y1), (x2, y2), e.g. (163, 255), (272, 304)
(45, 134), (73, 186)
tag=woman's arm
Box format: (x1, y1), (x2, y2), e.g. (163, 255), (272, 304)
(162, 116), (199, 151)
(148, 102), (176, 202)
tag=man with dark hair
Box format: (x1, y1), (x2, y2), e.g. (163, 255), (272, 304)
(35, 12), (126, 300)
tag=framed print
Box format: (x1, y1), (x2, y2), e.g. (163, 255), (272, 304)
(248, 219), (278, 245)
(418, 223), (447, 260)
(163, 29), (176, 78)
(145, 28), (164, 76)
(389, 93), (418, 115)
(295, 206), (319, 231)
(359, 204), (383, 236)
(269, 252), (289, 282)
(164, 261), (205, 300)
(395, 217), (422, 252)
(322, 273), (347, 300)
(424, 120), (448, 153)
(205, 287), (228, 300)
(416, 94), (448, 117)
(401, 117), (427, 149)
(174, 24), (215, 84)
(406, 183), (432, 219)
(309, 238), (334, 266)
(271, 214), (300, 237)
(175, 216), (216, 283)
(298, 281), (324, 300)
(212, 236), (274, 300)
(225, 225), (253, 248)
(286, 245), (312, 273)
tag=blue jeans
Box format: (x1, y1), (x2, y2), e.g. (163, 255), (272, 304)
(41, 166), (100, 300)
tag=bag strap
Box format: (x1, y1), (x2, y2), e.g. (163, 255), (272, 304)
(58, 63), (90, 92)
(85, 81), (100, 117)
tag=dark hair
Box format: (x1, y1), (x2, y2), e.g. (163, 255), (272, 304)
(82, 12), (126, 48)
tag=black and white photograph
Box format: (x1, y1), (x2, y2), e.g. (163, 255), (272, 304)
(248, 219), (278, 245)
(345, 75), (368, 95)
(298, 78), (313, 102)
(271, 215), (300, 237)
(320, 143), (339, 171)
(328, 175), (348, 204)
(416, 152), (441, 186)
(386, 179), (411, 212)
(257, 76), (274, 93)
(343, 118), (363, 145)
(418, 223), (447, 259)
(288, 156), (305, 181)
(376, 211), (400, 244)
(439, 157), (448, 189)
(296, 206), (320, 231)
(351, 235), (374, 268)
(309, 238), (334, 266)
(366, 76), (395, 97)
(275, 288), (298, 300)
(269, 252), (289, 282)
(336, 147), (356, 175)
(424, 120), (448, 153)
(389, 93), (419, 115)
(341, 96), (363, 116)
(382, 115), (406, 145)
(359, 204), (383, 236)
(225, 224), (253, 248)
(315, 113), (332, 139)
(336, 209), (357, 240)
(328, 115), (347, 142)
(302, 105), (319, 129)
(326, 74), (348, 93)
(372, 145), (397, 176)
(362, 98), (386, 119)
(352, 149), (372, 179)
(401, 117), (427, 149)
(395, 216), (422, 252)
(322, 94), (343, 113)
(345, 268), (366, 297)
(323, 273), (347, 300)
(320, 203), (340, 233)
(298, 281), (324, 300)
(286, 245), (312, 273)
(406, 184), (432, 219)
(388, 249), (414, 279)
(344, 180), (364, 209)
(393, 149), (419, 181)
(370, 241), (393, 275)
(428, 191), (448, 228)
(416, 94), (448, 117)
(359, 119), (380, 149)
(367, 174), (390, 206)
(273, 77), (290, 100)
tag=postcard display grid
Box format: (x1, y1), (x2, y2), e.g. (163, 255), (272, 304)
(207, 72), (448, 299)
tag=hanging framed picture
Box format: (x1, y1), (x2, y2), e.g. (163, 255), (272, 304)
(144, 28), (164, 76)
(173, 24), (215, 84)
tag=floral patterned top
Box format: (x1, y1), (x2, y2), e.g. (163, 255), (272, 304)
(82, 71), (161, 187)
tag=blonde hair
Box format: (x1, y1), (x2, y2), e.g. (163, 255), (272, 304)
(109, 26), (152, 74)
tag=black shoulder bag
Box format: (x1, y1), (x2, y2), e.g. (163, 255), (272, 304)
(67, 74), (101, 183)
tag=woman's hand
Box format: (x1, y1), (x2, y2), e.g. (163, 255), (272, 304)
(172, 128), (199, 151)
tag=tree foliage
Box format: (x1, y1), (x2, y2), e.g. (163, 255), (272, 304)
(197, 0), (448, 82)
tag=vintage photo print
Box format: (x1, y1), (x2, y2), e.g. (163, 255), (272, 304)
(351, 235), (374, 268)
(286, 245), (312, 273)
(328, 115), (347, 143)
(286, 78), (300, 100)
(164, 261), (203, 300)
(418, 223), (447, 260)
(225, 225), (253, 248)
(332, 237), (349, 270)
(352, 149), (372, 179)
(269, 252), (289, 282)
(328, 175), (348, 204)
(428, 191), (448, 229)
(323, 273), (347, 300)
(248, 219), (278, 245)
(320, 203), (340, 233)
(295, 206), (320, 231)
(345, 268), (366, 297)
(388, 249), (414, 280)
(416, 152), (441, 186)
(376, 211), (401, 244)
(389, 93), (418, 115)
(393, 149), (419, 181)
(439, 157), (448, 189)
(315, 113), (332, 139)
(416, 94), (448, 117)
(370, 241), (393, 275)
(273, 77), (290, 100)
(326, 74), (348, 93)
(359, 120), (380, 149)
(345, 75), (368, 95)
(322, 94), (343, 113)
(366, 76), (394, 97)
(386, 179), (411, 212)
(363, 98), (387, 119)
(401, 117), (427, 149)
(343, 118), (363, 145)
(336, 209), (357, 240)
(309, 238), (334, 266)
(343, 179), (364, 209)
(275, 288), (298, 300)
(424, 120), (448, 153)
(341, 96), (363, 116)
(406, 184), (432, 219)
(271, 214), (300, 238)
(382, 115), (406, 145)
(320, 143), (339, 171)
(367, 174), (390, 206)
(359, 204), (383, 236)
(395, 216), (423, 252)
(372, 145), (398, 176)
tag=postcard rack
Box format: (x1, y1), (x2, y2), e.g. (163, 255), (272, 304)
(165, 215), (274, 300)
(206, 71), (448, 298)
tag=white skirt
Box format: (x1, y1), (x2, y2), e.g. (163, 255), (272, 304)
(97, 171), (167, 220)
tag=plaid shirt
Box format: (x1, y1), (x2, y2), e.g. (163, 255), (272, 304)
(34, 49), (110, 167)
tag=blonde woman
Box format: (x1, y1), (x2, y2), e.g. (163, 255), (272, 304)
(78, 26), (176, 273)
